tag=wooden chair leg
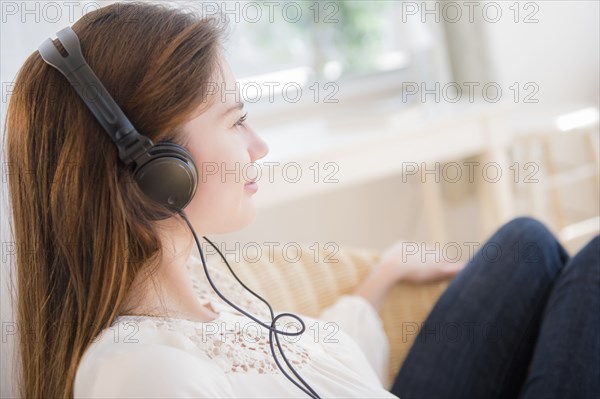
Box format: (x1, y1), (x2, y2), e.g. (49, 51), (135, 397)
(420, 163), (447, 243)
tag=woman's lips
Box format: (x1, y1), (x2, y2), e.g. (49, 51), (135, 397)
(244, 181), (258, 193)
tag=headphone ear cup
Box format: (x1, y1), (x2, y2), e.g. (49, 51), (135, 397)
(133, 142), (198, 211)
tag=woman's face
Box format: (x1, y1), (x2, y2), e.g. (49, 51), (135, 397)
(179, 57), (269, 235)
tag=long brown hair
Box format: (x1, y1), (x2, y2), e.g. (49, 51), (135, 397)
(4, 2), (226, 397)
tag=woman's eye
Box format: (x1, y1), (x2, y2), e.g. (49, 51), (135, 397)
(234, 112), (248, 127)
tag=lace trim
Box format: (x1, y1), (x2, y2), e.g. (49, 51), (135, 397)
(113, 257), (312, 375)
(115, 312), (312, 374)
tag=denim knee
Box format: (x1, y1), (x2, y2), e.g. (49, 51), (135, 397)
(485, 216), (568, 278)
(500, 216), (554, 241)
(568, 234), (600, 277)
(497, 217), (563, 254)
(578, 234), (599, 261)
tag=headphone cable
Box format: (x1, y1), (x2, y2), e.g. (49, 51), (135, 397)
(178, 209), (322, 399)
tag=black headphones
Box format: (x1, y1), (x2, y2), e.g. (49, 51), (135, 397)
(37, 26), (198, 213)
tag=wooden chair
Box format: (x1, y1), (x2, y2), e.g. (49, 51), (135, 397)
(228, 243), (450, 389)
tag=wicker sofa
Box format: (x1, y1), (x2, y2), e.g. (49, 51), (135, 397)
(227, 242), (451, 390)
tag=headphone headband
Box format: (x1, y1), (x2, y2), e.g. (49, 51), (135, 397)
(38, 26), (155, 168)
(37, 26), (198, 212)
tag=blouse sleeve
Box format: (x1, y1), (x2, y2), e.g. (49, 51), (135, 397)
(74, 344), (235, 398)
(317, 294), (390, 385)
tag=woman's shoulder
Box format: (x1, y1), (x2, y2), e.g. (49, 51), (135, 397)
(74, 316), (234, 398)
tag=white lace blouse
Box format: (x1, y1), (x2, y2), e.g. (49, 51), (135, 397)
(74, 255), (399, 398)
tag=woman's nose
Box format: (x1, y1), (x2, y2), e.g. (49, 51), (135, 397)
(248, 127), (269, 162)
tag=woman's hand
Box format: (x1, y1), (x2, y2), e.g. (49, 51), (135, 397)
(375, 240), (466, 284)
(353, 240), (466, 312)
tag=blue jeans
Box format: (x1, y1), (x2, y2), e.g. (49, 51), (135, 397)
(390, 217), (599, 399)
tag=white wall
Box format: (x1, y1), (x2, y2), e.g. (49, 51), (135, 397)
(483, 0), (599, 106)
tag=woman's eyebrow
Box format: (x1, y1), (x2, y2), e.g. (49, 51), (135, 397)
(221, 101), (245, 116)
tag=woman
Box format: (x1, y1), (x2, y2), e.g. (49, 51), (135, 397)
(5, 2), (598, 398)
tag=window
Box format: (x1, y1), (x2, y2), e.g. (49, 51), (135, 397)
(225, 1), (410, 81)
(202, 0), (452, 112)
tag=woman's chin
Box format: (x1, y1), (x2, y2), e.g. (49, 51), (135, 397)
(211, 207), (257, 235)
(238, 204), (257, 229)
